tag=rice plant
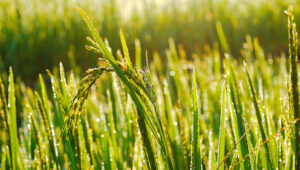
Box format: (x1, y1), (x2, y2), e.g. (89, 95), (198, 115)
(0, 5), (299, 170)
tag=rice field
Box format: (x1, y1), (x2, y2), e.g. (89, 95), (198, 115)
(0, 2), (299, 170)
(0, 0), (297, 82)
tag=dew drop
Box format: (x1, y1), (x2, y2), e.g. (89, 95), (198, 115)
(169, 71), (175, 76)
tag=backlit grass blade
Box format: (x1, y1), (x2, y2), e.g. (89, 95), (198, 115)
(168, 38), (179, 63)
(74, 125), (81, 169)
(178, 97), (189, 170)
(35, 92), (59, 169)
(107, 88), (123, 169)
(162, 79), (181, 169)
(39, 74), (51, 122)
(135, 39), (142, 70)
(133, 135), (143, 169)
(120, 29), (133, 70)
(8, 67), (19, 170)
(81, 114), (95, 167)
(216, 22), (229, 54)
(39, 74), (59, 166)
(244, 61), (273, 169)
(47, 70), (65, 126)
(226, 85), (248, 170)
(286, 6), (300, 167)
(0, 75), (12, 169)
(212, 43), (221, 75)
(224, 56), (250, 169)
(244, 117), (254, 169)
(217, 82), (226, 170)
(47, 70), (77, 169)
(30, 113), (46, 168)
(192, 69), (201, 170)
(137, 109), (157, 170)
(208, 130), (216, 170)
(59, 63), (70, 104)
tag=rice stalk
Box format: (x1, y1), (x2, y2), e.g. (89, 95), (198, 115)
(192, 69), (201, 170)
(8, 67), (19, 170)
(286, 6), (299, 168)
(217, 82), (226, 170)
(0, 75), (12, 169)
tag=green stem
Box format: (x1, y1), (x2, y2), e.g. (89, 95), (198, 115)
(137, 110), (157, 170)
(287, 6), (299, 168)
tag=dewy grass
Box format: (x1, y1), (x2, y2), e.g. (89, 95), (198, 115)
(286, 6), (300, 168)
(1, 5), (300, 170)
(244, 61), (273, 169)
(8, 67), (19, 170)
(0, 75), (11, 169)
(192, 69), (201, 170)
(217, 82), (226, 170)
(35, 92), (58, 168)
(224, 56), (251, 170)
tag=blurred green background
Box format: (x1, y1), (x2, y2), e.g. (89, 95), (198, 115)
(0, 0), (299, 83)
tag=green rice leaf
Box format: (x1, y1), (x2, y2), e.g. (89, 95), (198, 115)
(244, 61), (273, 169)
(120, 29), (133, 70)
(8, 67), (19, 170)
(217, 82), (226, 170)
(135, 39), (142, 70)
(192, 69), (201, 170)
(216, 22), (229, 54)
